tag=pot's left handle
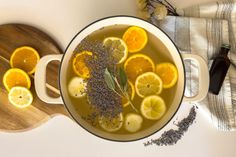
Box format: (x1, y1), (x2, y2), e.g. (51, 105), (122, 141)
(35, 55), (63, 104)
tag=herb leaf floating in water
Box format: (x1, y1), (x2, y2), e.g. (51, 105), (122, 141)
(119, 67), (128, 91)
(104, 68), (122, 97)
(104, 68), (116, 92)
(104, 68), (138, 113)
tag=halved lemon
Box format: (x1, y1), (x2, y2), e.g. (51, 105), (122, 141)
(103, 37), (128, 64)
(10, 46), (40, 74)
(68, 77), (87, 98)
(156, 62), (178, 88)
(72, 51), (92, 79)
(124, 113), (143, 133)
(122, 26), (148, 53)
(122, 81), (135, 107)
(135, 72), (163, 98)
(124, 54), (155, 82)
(99, 113), (123, 132)
(3, 68), (31, 91)
(141, 95), (166, 120)
(8, 86), (33, 108)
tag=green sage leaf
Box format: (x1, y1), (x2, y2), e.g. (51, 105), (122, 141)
(104, 68), (116, 91)
(119, 67), (128, 91)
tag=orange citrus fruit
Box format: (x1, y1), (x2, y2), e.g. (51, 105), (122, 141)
(122, 26), (148, 53)
(10, 46), (40, 74)
(124, 54), (155, 82)
(122, 81), (135, 107)
(156, 63), (178, 88)
(3, 68), (31, 91)
(72, 51), (92, 79)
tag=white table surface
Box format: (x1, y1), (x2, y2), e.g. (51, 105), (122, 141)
(0, 0), (236, 157)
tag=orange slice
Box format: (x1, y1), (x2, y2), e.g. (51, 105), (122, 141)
(10, 46), (40, 74)
(124, 54), (155, 82)
(156, 63), (178, 88)
(72, 51), (92, 79)
(3, 68), (31, 91)
(122, 26), (148, 53)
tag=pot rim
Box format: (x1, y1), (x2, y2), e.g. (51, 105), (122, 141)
(59, 15), (186, 142)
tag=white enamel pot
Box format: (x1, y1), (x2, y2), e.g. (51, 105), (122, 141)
(34, 16), (209, 142)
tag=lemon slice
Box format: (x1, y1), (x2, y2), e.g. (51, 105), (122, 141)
(99, 113), (123, 132)
(68, 77), (87, 98)
(8, 86), (33, 108)
(103, 37), (128, 64)
(156, 62), (178, 88)
(124, 113), (143, 132)
(135, 72), (163, 98)
(141, 95), (166, 120)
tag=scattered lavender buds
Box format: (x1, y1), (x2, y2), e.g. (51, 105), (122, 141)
(143, 106), (197, 146)
(75, 38), (122, 119)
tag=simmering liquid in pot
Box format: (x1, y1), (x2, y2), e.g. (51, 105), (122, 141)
(66, 25), (178, 136)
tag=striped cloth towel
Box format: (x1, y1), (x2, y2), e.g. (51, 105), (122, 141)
(139, 0), (236, 131)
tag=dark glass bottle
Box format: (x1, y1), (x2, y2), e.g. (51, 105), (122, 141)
(209, 44), (231, 95)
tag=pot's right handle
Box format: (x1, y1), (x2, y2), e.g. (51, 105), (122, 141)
(181, 54), (209, 103)
(35, 55), (64, 104)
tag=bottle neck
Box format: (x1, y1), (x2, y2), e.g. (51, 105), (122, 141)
(219, 47), (230, 57)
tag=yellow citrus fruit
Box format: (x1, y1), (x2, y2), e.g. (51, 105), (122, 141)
(103, 37), (128, 64)
(68, 77), (87, 98)
(72, 51), (92, 79)
(3, 68), (31, 91)
(122, 26), (148, 53)
(135, 72), (163, 98)
(99, 113), (123, 132)
(141, 95), (166, 120)
(156, 62), (178, 88)
(8, 86), (33, 108)
(122, 81), (135, 107)
(124, 113), (143, 132)
(124, 54), (155, 82)
(10, 46), (40, 74)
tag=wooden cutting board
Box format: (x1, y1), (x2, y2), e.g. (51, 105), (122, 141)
(0, 24), (69, 132)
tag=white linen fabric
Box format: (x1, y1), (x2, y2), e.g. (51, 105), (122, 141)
(144, 0), (236, 131)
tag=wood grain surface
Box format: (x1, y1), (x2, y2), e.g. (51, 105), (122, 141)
(0, 24), (69, 132)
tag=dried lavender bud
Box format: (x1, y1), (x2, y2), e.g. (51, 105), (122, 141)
(75, 38), (122, 119)
(143, 106), (197, 146)
(82, 111), (99, 127)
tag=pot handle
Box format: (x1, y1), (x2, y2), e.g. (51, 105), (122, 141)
(34, 54), (63, 104)
(181, 54), (209, 103)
